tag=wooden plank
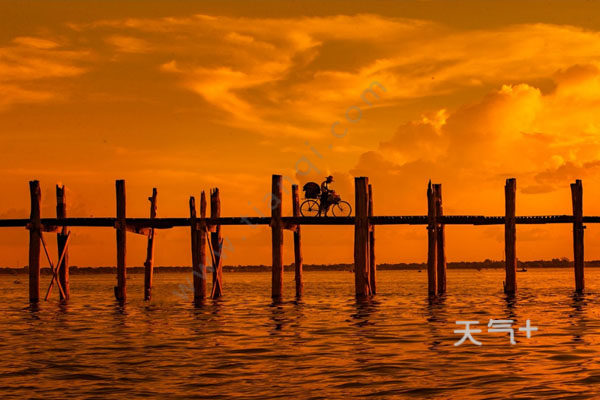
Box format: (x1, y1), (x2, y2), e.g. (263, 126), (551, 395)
(210, 188), (223, 299)
(56, 185), (70, 301)
(6, 212), (600, 229)
(571, 179), (584, 293)
(354, 177), (371, 298)
(125, 225), (151, 236)
(370, 216), (428, 225)
(115, 180), (126, 303)
(434, 184), (447, 294)
(144, 188), (157, 301)
(426, 181), (437, 296)
(271, 175), (284, 301)
(368, 184), (376, 295)
(504, 178), (517, 294)
(292, 184), (303, 298)
(28, 180), (41, 303)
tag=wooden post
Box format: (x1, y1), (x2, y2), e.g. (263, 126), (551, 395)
(28, 180), (41, 303)
(115, 180), (126, 303)
(292, 184), (303, 298)
(368, 184), (376, 295)
(56, 185), (70, 301)
(198, 192), (208, 301)
(571, 179), (584, 293)
(144, 188), (157, 301)
(504, 178), (517, 294)
(210, 188), (223, 299)
(190, 193), (207, 303)
(189, 196), (199, 301)
(426, 181), (437, 296)
(354, 177), (371, 298)
(434, 184), (446, 294)
(271, 175), (284, 301)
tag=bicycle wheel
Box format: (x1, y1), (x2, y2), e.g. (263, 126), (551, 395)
(332, 201), (352, 216)
(300, 200), (321, 217)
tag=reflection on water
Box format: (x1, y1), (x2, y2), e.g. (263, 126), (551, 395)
(2, 268), (600, 398)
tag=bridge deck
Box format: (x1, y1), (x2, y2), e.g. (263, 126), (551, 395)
(0, 215), (596, 228)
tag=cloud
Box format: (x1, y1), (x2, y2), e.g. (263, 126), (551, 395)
(12, 36), (59, 49)
(0, 37), (89, 110)
(351, 64), (600, 211)
(57, 14), (600, 141)
(105, 35), (151, 53)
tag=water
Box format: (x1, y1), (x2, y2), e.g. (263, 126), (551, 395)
(1, 268), (600, 399)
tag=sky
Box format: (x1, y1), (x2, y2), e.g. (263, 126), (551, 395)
(2, 0), (600, 268)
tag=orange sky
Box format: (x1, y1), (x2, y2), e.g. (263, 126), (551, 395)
(3, 0), (600, 268)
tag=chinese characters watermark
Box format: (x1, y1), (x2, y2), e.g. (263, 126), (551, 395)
(454, 319), (538, 346)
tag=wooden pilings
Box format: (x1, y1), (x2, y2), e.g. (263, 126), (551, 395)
(426, 181), (438, 296)
(354, 177), (371, 298)
(190, 193), (207, 303)
(271, 175), (284, 301)
(571, 179), (584, 293)
(210, 188), (223, 299)
(368, 184), (376, 295)
(504, 178), (517, 294)
(292, 184), (303, 298)
(28, 180), (41, 303)
(434, 184), (446, 294)
(144, 188), (157, 301)
(115, 180), (127, 303)
(16, 176), (600, 304)
(56, 185), (70, 301)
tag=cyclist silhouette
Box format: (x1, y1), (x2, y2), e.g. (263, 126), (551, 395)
(320, 175), (334, 214)
(300, 176), (352, 217)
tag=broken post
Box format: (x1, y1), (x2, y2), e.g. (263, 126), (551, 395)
(56, 185), (70, 301)
(368, 184), (376, 295)
(144, 188), (157, 301)
(434, 184), (447, 294)
(504, 178), (517, 294)
(354, 177), (371, 298)
(292, 184), (303, 298)
(115, 180), (126, 303)
(571, 179), (584, 293)
(210, 188), (223, 299)
(28, 180), (41, 303)
(271, 175), (284, 301)
(426, 181), (438, 296)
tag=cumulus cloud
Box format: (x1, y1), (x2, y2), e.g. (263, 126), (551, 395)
(352, 64), (600, 215)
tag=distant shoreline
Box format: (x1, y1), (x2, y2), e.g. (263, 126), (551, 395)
(1, 259), (598, 274)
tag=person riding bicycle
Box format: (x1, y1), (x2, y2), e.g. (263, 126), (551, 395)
(320, 175), (335, 214)
(300, 176), (351, 217)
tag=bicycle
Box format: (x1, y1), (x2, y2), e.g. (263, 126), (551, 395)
(300, 194), (352, 217)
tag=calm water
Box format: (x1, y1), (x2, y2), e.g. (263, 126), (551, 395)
(2, 268), (600, 399)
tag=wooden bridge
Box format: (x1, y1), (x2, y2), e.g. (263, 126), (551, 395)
(0, 175), (589, 304)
